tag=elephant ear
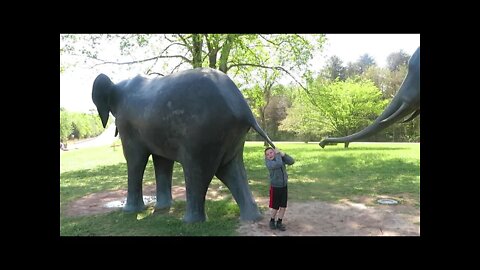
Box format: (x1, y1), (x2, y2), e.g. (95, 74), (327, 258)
(92, 74), (113, 128)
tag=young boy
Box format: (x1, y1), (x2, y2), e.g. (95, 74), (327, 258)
(264, 147), (295, 231)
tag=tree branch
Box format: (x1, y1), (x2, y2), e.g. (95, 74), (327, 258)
(147, 71), (164, 76)
(228, 63), (319, 107)
(170, 61), (187, 74)
(259, 34), (286, 47)
(89, 55), (191, 67)
(229, 63), (307, 90)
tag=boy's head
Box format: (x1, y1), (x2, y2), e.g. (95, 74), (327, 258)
(265, 147), (275, 160)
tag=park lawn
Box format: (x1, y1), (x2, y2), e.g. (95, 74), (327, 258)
(60, 141), (420, 236)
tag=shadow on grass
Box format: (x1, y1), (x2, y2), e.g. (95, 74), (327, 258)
(60, 199), (242, 236)
(60, 162), (185, 206)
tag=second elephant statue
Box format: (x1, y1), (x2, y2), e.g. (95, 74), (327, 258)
(319, 47), (420, 148)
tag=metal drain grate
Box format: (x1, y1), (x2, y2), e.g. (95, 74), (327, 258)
(376, 198), (399, 205)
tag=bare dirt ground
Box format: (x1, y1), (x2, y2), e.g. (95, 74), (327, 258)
(63, 185), (420, 236)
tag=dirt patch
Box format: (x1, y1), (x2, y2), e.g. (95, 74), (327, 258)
(62, 185), (226, 217)
(63, 185), (419, 236)
(238, 199), (419, 236)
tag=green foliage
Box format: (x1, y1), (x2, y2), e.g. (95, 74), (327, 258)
(360, 66), (388, 93)
(382, 65), (408, 98)
(344, 53), (377, 79)
(281, 78), (389, 140)
(243, 84), (267, 113)
(243, 81), (292, 140)
(322, 55), (346, 81)
(60, 109), (73, 142)
(317, 78), (388, 137)
(60, 108), (106, 142)
(60, 34), (326, 85)
(60, 34), (418, 143)
(279, 89), (329, 142)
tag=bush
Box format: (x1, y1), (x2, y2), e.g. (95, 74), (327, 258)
(60, 108), (107, 141)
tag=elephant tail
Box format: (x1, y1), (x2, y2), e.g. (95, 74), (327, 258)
(250, 120), (276, 149)
(92, 74), (114, 128)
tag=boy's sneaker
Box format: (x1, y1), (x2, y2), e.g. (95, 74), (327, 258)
(269, 220), (276, 230)
(276, 221), (286, 231)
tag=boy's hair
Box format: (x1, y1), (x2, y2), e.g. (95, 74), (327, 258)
(264, 147), (274, 154)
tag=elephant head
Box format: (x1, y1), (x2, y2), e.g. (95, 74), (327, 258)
(92, 68), (275, 223)
(319, 47), (420, 148)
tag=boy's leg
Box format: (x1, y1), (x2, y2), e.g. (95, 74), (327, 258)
(277, 207), (286, 219)
(270, 208), (278, 229)
(276, 208), (287, 231)
(276, 186), (288, 231)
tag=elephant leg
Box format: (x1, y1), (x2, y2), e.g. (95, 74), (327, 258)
(152, 155), (174, 210)
(182, 162), (215, 223)
(122, 142), (149, 213)
(215, 153), (262, 222)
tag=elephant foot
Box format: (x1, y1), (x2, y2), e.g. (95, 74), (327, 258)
(183, 211), (207, 223)
(154, 200), (172, 213)
(155, 198), (172, 210)
(155, 202), (172, 210)
(239, 208), (263, 222)
(123, 202), (146, 213)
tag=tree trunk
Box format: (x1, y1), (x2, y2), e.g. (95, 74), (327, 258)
(219, 35), (235, 73)
(192, 34), (203, 68)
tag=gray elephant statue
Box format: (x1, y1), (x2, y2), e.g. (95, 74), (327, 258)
(319, 46), (420, 148)
(92, 68), (276, 223)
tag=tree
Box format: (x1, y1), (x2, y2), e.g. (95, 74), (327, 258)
(264, 91), (290, 138)
(357, 54), (376, 71)
(241, 68), (287, 144)
(289, 77), (389, 139)
(60, 34), (325, 84)
(322, 55), (346, 81)
(383, 65), (408, 98)
(361, 66), (388, 94)
(279, 88), (329, 142)
(60, 108), (106, 142)
(60, 108), (73, 142)
(60, 34), (328, 144)
(386, 50), (410, 71)
(344, 53), (377, 79)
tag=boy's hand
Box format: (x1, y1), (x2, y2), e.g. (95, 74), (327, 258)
(274, 148), (285, 157)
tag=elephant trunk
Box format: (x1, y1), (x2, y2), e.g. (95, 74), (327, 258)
(319, 47), (420, 148)
(319, 98), (418, 148)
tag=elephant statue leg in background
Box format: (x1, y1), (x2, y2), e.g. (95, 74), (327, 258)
(319, 47), (420, 148)
(92, 68), (276, 223)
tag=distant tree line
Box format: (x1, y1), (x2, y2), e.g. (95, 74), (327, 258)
(60, 108), (108, 142)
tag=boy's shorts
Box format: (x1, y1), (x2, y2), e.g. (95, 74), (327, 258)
(269, 185), (288, 210)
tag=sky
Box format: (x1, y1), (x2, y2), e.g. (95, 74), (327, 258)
(60, 34), (420, 113)
(317, 34), (420, 67)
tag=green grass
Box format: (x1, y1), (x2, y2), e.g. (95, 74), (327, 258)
(60, 141), (420, 236)
(60, 200), (241, 236)
(244, 142), (420, 202)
